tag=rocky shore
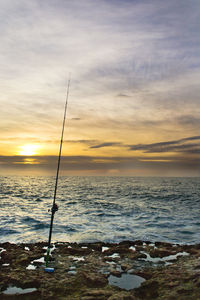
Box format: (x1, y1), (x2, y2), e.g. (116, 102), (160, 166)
(0, 240), (200, 299)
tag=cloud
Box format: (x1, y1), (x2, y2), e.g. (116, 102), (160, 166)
(116, 93), (131, 98)
(90, 142), (122, 149)
(71, 118), (81, 121)
(0, 153), (199, 177)
(177, 115), (200, 127)
(0, 0), (200, 177)
(129, 136), (200, 153)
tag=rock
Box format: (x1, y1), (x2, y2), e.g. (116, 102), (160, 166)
(135, 246), (143, 252)
(89, 243), (105, 252)
(16, 253), (30, 265)
(119, 241), (136, 247)
(59, 245), (91, 256)
(81, 297), (104, 300)
(134, 240), (143, 246)
(149, 248), (175, 258)
(103, 246), (131, 257)
(0, 251), (13, 265)
(144, 241), (151, 245)
(135, 252), (147, 259)
(1, 242), (18, 250)
(155, 242), (173, 248)
(0, 241), (200, 300)
(121, 264), (131, 272)
(166, 280), (179, 287)
(184, 248), (198, 255)
(194, 264), (200, 270)
(110, 270), (121, 277)
(81, 271), (108, 287)
(81, 289), (113, 299)
(134, 271), (152, 280)
(135, 280), (159, 299)
(108, 292), (136, 300)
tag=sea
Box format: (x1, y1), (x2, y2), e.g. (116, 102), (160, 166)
(0, 176), (199, 245)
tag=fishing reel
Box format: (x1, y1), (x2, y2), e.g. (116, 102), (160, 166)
(48, 203), (59, 213)
(51, 203), (59, 213)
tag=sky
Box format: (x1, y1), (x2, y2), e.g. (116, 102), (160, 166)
(0, 0), (200, 176)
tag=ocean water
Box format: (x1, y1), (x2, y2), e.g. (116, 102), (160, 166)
(0, 176), (199, 244)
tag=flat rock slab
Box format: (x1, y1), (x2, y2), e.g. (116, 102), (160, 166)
(0, 241), (199, 299)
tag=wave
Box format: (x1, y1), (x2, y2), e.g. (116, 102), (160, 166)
(0, 228), (19, 235)
(0, 176), (199, 244)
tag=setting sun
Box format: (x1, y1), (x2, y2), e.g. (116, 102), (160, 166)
(18, 144), (40, 156)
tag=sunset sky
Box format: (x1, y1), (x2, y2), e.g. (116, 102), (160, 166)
(0, 0), (200, 176)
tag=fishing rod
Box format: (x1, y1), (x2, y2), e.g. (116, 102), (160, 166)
(45, 78), (71, 272)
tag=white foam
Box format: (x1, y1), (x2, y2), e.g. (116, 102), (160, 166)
(43, 244), (56, 255)
(108, 253), (120, 258)
(0, 248), (6, 254)
(102, 247), (109, 252)
(51, 244), (56, 252)
(148, 243), (157, 249)
(162, 252), (189, 261)
(70, 256), (85, 262)
(0, 248), (6, 259)
(32, 257), (45, 263)
(68, 270), (77, 275)
(165, 262), (173, 266)
(106, 261), (116, 265)
(129, 246), (136, 251)
(26, 264), (37, 270)
(139, 251), (189, 264)
(3, 286), (37, 295)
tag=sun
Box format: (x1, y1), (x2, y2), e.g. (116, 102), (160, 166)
(18, 144), (40, 156)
